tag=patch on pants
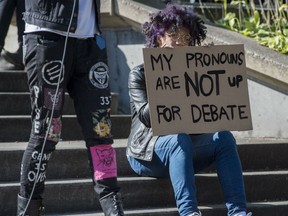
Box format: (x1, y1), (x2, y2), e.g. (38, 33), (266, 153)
(90, 144), (117, 180)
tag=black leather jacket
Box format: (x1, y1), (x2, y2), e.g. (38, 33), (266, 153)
(127, 64), (158, 161)
(24, 0), (101, 34)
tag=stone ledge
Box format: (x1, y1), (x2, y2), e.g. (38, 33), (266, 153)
(109, 0), (288, 92)
(205, 24), (288, 90)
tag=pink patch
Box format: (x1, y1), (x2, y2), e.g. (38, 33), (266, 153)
(90, 144), (117, 180)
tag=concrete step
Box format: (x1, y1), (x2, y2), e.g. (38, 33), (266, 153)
(0, 92), (120, 115)
(45, 201), (288, 216)
(1, 70), (288, 216)
(1, 139), (288, 215)
(0, 71), (28, 92)
(0, 115), (131, 142)
(1, 140), (288, 182)
(0, 92), (75, 115)
(2, 173), (288, 215)
(0, 139), (132, 182)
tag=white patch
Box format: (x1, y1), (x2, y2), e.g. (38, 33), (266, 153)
(213, 132), (219, 141)
(89, 62), (109, 89)
(42, 60), (64, 85)
(33, 86), (40, 105)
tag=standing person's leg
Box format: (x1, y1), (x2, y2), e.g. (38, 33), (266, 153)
(191, 131), (247, 216)
(68, 37), (124, 215)
(128, 134), (200, 216)
(15, 0), (25, 45)
(17, 32), (69, 216)
(1, 0), (25, 69)
(0, 0), (16, 52)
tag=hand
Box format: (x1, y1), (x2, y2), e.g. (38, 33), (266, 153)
(160, 44), (174, 48)
(203, 42), (214, 47)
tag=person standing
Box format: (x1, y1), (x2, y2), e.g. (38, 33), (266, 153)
(0, 0), (25, 69)
(127, 3), (252, 216)
(17, 1), (124, 215)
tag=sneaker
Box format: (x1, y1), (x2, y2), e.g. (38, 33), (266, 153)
(190, 212), (202, 216)
(2, 47), (24, 70)
(233, 212), (252, 216)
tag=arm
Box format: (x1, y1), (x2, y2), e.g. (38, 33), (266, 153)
(128, 66), (151, 128)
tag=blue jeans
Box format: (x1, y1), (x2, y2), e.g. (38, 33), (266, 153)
(128, 131), (247, 216)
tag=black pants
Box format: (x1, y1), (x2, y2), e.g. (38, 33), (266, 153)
(20, 32), (120, 200)
(0, 0), (25, 48)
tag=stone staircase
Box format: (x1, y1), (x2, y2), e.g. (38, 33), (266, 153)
(1, 69), (288, 216)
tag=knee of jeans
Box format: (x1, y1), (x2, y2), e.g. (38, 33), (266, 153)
(218, 131), (237, 149)
(127, 156), (145, 176)
(28, 133), (57, 153)
(175, 133), (193, 152)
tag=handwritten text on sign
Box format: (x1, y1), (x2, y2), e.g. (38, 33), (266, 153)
(143, 45), (253, 136)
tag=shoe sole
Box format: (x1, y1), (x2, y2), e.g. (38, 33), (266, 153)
(2, 52), (24, 70)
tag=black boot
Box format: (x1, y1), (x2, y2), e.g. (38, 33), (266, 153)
(99, 192), (125, 216)
(16, 194), (45, 216)
(2, 45), (24, 70)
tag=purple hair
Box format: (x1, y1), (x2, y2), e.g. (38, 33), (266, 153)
(142, 3), (207, 47)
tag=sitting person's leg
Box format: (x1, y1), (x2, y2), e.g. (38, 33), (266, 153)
(214, 131), (247, 216)
(191, 131), (247, 216)
(128, 133), (200, 216)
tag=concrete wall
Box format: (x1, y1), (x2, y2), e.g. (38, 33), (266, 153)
(102, 29), (145, 113)
(233, 78), (288, 139)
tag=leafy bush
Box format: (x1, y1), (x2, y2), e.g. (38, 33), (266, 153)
(213, 0), (288, 54)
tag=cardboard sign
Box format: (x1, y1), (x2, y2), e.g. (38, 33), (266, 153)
(143, 44), (253, 136)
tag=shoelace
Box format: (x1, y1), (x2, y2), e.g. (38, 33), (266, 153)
(38, 205), (45, 216)
(112, 194), (124, 216)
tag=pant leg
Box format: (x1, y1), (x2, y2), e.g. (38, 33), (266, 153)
(214, 131), (247, 216)
(20, 32), (69, 199)
(191, 131), (247, 216)
(128, 134), (199, 216)
(67, 37), (119, 198)
(128, 131), (247, 216)
(16, 0), (25, 44)
(0, 0), (16, 48)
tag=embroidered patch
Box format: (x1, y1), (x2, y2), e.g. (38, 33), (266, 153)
(44, 88), (64, 110)
(32, 85), (40, 107)
(32, 85), (42, 134)
(42, 60), (64, 85)
(90, 145), (117, 180)
(89, 62), (109, 89)
(92, 109), (112, 137)
(47, 117), (62, 142)
(33, 118), (42, 134)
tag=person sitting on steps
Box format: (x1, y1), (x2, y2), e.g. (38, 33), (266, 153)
(126, 3), (253, 216)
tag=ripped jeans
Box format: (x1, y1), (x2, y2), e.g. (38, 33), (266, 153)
(128, 131), (247, 216)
